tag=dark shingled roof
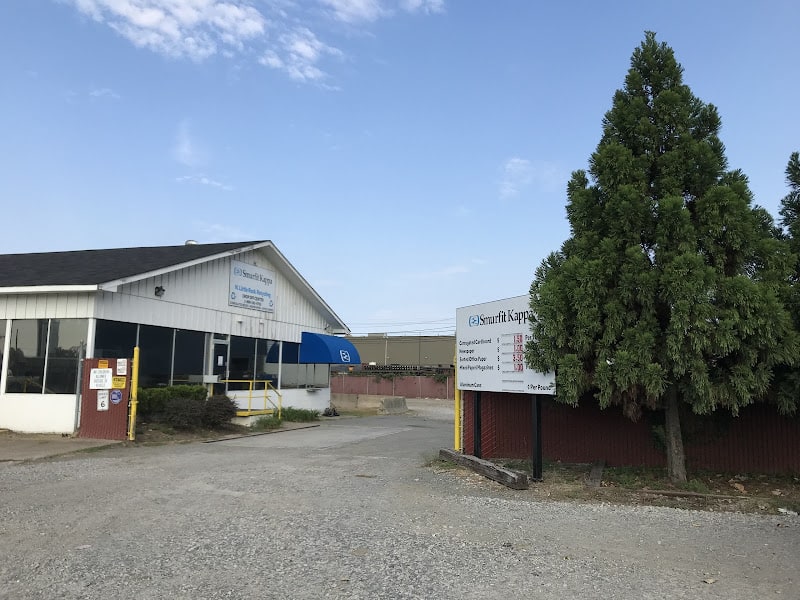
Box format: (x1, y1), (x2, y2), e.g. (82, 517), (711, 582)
(0, 241), (265, 287)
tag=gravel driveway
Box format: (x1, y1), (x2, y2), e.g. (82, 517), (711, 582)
(1, 402), (797, 599)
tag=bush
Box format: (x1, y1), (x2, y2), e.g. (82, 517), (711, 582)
(203, 394), (238, 428)
(138, 385), (207, 420)
(162, 396), (204, 430)
(281, 407), (320, 422)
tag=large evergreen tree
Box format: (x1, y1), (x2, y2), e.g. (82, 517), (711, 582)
(775, 151), (800, 402)
(526, 33), (799, 482)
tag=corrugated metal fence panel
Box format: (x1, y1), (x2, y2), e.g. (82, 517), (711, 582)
(686, 404), (800, 473)
(330, 375), (454, 399)
(460, 392), (800, 473)
(78, 358), (130, 440)
(541, 400), (665, 467)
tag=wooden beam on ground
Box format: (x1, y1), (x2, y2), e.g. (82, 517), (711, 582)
(439, 448), (529, 490)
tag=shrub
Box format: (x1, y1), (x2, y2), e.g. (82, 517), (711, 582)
(138, 385), (207, 420)
(281, 407), (320, 422)
(252, 415), (283, 430)
(162, 396), (204, 430)
(203, 394), (238, 428)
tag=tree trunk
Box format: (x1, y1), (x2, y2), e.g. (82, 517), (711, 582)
(664, 386), (687, 483)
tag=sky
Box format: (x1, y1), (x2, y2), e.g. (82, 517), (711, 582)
(1, 1), (799, 336)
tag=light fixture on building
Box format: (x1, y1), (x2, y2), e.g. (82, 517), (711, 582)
(154, 286), (166, 297)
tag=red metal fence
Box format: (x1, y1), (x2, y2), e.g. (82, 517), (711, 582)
(462, 392), (800, 474)
(331, 374), (454, 399)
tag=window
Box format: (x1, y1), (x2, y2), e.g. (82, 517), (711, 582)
(273, 342), (328, 389)
(5, 319), (87, 394)
(172, 330), (206, 384)
(0, 319), (5, 378)
(138, 325), (173, 388)
(255, 339), (277, 389)
(95, 320), (138, 358)
(45, 319), (87, 393)
(228, 336), (256, 390)
(7, 320), (47, 393)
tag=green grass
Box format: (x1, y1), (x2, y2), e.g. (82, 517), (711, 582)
(603, 465), (667, 489)
(681, 478), (712, 494)
(251, 415), (283, 431)
(280, 407), (320, 422)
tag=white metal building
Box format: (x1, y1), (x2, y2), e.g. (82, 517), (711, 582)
(0, 241), (359, 433)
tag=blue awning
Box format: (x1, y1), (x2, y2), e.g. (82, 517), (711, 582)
(299, 332), (361, 365)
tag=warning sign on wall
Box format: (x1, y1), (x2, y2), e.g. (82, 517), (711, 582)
(89, 369), (113, 390)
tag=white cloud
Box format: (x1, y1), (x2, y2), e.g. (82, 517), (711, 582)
(499, 157), (533, 199)
(499, 157), (566, 199)
(67, 0), (267, 61)
(320, 0), (386, 23)
(172, 120), (207, 168)
(259, 27), (342, 83)
(399, 0), (445, 15)
(65, 0), (444, 83)
(176, 174), (233, 191)
(89, 87), (121, 99)
(321, 0), (445, 23)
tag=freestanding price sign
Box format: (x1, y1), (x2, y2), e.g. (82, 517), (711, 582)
(456, 295), (555, 480)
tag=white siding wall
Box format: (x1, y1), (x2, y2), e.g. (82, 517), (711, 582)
(0, 293), (95, 319)
(227, 388), (331, 414)
(95, 249), (328, 341)
(0, 394), (77, 433)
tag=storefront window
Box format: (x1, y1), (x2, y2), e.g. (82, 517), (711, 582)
(45, 319), (87, 393)
(0, 320), (6, 384)
(3, 319), (86, 394)
(255, 339), (277, 389)
(95, 320), (138, 358)
(6, 320), (47, 393)
(138, 325), (173, 388)
(172, 330), (206, 385)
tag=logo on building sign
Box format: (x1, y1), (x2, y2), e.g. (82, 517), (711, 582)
(340, 350), (351, 363)
(468, 315), (480, 327)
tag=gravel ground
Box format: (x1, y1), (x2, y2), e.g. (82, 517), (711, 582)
(1, 401), (797, 599)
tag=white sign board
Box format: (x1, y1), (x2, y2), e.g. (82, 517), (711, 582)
(89, 368), (113, 390)
(97, 390), (109, 411)
(116, 359), (128, 376)
(229, 260), (276, 313)
(456, 295), (555, 394)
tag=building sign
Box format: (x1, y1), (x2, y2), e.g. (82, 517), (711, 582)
(456, 295), (555, 394)
(229, 260), (276, 313)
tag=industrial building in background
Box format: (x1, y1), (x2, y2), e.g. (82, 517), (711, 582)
(344, 334), (454, 373)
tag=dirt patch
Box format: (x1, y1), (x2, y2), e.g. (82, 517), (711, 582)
(431, 459), (800, 515)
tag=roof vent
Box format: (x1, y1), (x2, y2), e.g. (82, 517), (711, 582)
(185, 240), (198, 245)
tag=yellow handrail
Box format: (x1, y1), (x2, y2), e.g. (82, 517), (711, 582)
(219, 379), (282, 418)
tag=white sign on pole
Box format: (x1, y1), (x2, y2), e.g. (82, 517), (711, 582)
(89, 368), (114, 390)
(229, 260), (276, 313)
(97, 390), (109, 411)
(456, 295), (555, 394)
(116, 358), (128, 376)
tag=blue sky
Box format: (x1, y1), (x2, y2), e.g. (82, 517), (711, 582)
(1, 1), (799, 335)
